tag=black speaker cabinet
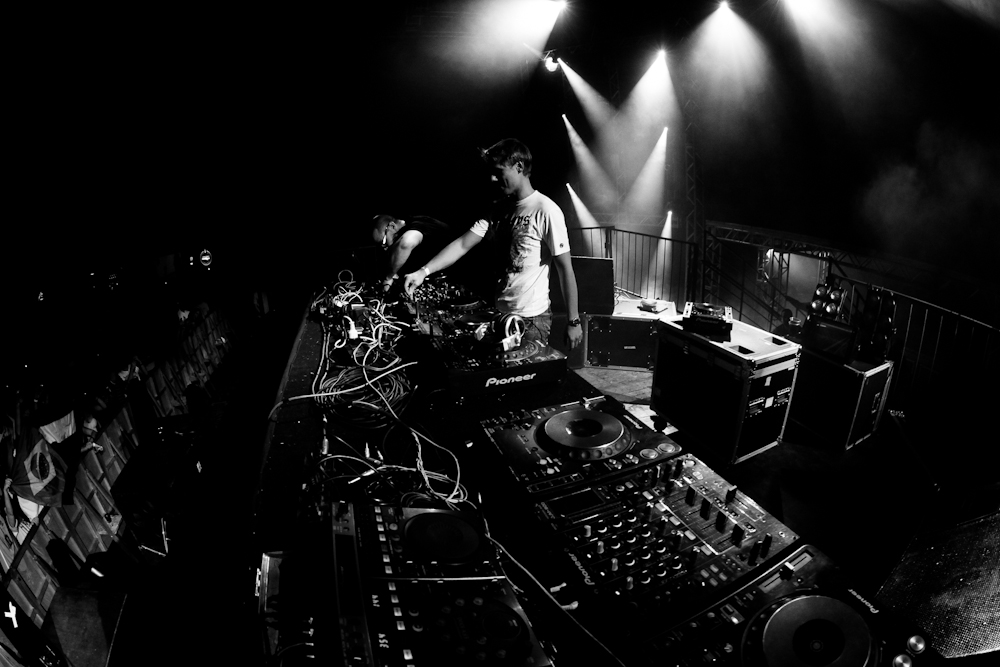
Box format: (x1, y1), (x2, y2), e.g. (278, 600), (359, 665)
(549, 256), (614, 316)
(802, 316), (858, 363)
(788, 349), (893, 450)
(652, 319), (800, 467)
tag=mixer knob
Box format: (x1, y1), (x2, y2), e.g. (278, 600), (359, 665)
(642, 503), (654, 521)
(583, 524), (593, 538)
(596, 541), (605, 554)
(732, 524), (745, 547)
(668, 532), (682, 551)
(907, 636), (926, 654)
(625, 576), (634, 591)
(715, 511), (729, 532)
(659, 520), (671, 537)
(610, 558), (619, 572)
(761, 533), (773, 556)
(725, 486), (738, 504)
(685, 486), (697, 505)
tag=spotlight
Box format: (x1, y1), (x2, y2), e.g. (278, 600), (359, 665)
(802, 275), (857, 362)
(544, 55), (559, 72)
(808, 276), (845, 321)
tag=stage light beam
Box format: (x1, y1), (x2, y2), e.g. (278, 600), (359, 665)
(623, 127), (669, 216)
(563, 114), (617, 211)
(559, 58), (614, 129)
(684, 2), (779, 151)
(594, 49), (680, 200)
(781, 0), (906, 127)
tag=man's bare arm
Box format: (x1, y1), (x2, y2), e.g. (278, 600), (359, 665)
(403, 229), (483, 295)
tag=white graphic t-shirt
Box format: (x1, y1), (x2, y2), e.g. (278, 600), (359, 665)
(470, 190), (571, 317)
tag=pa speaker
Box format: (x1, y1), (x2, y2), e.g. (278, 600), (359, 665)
(550, 256), (614, 316)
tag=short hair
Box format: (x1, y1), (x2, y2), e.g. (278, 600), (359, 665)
(481, 138), (532, 177)
(372, 214), (398, 244)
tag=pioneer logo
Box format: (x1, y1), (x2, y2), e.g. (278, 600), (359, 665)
(848, 588), (880, 614)
(485, 373), (537, 387)
(567, 551), (595, 586)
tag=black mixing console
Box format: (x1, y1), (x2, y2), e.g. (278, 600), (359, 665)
(476, 397), (802, 660)
(629, 543), (941, 667)
(527, 454), (799, 637)
(260, 499), (554, 667)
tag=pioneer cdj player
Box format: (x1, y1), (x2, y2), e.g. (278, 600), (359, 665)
(479, 395), (683, 499)
(627, 543), (942, 667)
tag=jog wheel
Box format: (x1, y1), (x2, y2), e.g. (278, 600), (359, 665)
(539, 409), (629, 461)
(744, 595), (875, 667)
(402, 511), (483, 563)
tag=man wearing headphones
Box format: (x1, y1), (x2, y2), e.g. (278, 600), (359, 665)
(403, 139), (582, 349)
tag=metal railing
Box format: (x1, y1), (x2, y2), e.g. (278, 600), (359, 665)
(702, 229), (786, 331)
(839, 280), (999, 414)
(568, 227), (694, 304)
(570, 223), (999, 417)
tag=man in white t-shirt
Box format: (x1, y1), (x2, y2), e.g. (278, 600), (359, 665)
(403, 138), (583, 348)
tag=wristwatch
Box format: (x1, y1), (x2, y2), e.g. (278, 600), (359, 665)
(567, 318), (582, 327)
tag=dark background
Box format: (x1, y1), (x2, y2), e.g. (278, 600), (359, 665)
(6, 0), (999, 384)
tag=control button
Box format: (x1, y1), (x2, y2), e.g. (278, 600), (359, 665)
(907, 636), (926, 654)
(611, 558), (619, 572)
(596, 541), (605, 554)
(583, 525), (592, 538)
(640, 448), (658, 459)
(657, 442), (679, 454)
(893, 655), (913, 667)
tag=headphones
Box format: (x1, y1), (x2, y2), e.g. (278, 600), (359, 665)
(494, 313), (526, 339)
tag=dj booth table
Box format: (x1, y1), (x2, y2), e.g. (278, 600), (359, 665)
(252, 282), (941, 667)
